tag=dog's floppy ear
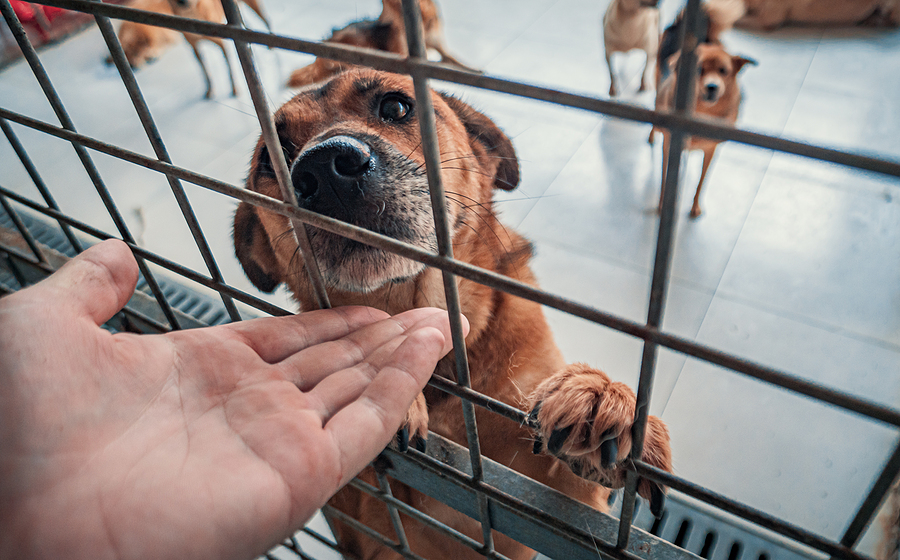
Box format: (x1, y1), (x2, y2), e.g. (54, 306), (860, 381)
(233, 202), (282, 293)
(732, 55), (757, 74)
(438, 93), (520, 191)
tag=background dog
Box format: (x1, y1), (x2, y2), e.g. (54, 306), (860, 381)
(602, 0), (660, 96)
(287, 0), (474, 89)
(162, 0), (271, 98)
(653, 44), (755, 218)
(737, 0), (900, 29)
(656, 0), (745, 81)
(104, 0), (180, 69)
(233, 69), (672, 559)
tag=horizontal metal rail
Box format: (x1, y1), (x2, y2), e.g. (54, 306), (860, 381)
(0, 185), (292, 318)
(1, 108), (897, 432)
(23, 0), (900, 181)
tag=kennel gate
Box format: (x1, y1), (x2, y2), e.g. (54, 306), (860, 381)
(0, 0), (898, 559)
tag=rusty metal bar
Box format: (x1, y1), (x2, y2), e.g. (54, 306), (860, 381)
(400, 0), (495, 553)
(92, 7), (241, 322)
(617, 0), (702, 548)
(0, 118), (82, 252)
(0, 185), (291, 318)
(323, 506), (426, 560)
(840, 438), (900, 548)
(375, 471), (414, 556)
(23, 0), (900, 181)
(0, 0), (181, 329)
(220, 0), (330, 311)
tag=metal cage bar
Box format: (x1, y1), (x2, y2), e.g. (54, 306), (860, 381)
(0, 0), (182, 330)
(92, 6), (242, 322)
(2, 0), (899, 559)
(399, 0), (495, 554)
(0, 117), (82, 252)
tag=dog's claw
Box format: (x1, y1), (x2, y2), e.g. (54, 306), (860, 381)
(397, 425), (409, 453)
(547, 425), (573, 455)
(414, 435), (427, 453)
(532, 435), (543, 455)
(527, 402), (541, 427)
(600, 438), (618, 469)
(650, 484), (666, 519)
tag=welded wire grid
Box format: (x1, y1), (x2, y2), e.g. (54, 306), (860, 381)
(1, 1), (899, 560)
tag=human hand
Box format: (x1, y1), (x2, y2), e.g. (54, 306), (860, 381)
(0, 239), (464, 560)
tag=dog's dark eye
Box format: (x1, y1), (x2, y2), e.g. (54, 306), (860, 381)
(379, 95), (412, 122)
(718, 67), (728, 76)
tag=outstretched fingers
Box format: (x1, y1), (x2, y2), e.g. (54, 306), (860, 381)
(323, 317), (461, 488)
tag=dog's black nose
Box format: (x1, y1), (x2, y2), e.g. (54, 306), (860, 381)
(291, 135), (374, 209)
(703, 83), (719, 101)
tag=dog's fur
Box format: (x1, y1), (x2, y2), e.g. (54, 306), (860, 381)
(104, 0), (180, 69)
(287, 0), (475, 89)
(652, 44), (754, 218)
(163, 0), (271, 98)
(737, 0), (900, 29)
(602, 0), (660, 96)
(233, 69), (672, 559)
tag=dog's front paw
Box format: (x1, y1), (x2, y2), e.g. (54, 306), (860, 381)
(528, 364), (672, 517)
(392, 393), (428, 453)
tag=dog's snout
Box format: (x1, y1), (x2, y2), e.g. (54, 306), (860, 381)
(703, 83), (719, 101)
(290, 135), (374, 207)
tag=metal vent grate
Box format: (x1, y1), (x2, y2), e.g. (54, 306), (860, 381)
(0, 206), (235, 327)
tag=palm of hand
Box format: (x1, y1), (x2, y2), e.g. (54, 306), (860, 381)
(0, 240), (457, 560)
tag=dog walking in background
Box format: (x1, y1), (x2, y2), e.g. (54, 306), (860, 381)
(650, 0), (753, 218)
(737, 0), (900, 29)
(105, 0), (180, 69)
(287, 0), (475, 89)
(602, 0), (659, 96)
(162, 0), (271, 98)
(233, 69), (672, 559)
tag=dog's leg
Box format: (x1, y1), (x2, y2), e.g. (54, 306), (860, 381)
(606, 52), (617, 97)
(187, 39), (215, 99)
(240, 0), (272, 32)
(528, 364), (672, 519)
(640, 52), (656, 92)
(208, 37), (238, 97)
(691, 145), (716, 218)
(657, 132), (670, 214)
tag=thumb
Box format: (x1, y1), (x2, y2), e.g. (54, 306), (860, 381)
(33, 239), (139, 326)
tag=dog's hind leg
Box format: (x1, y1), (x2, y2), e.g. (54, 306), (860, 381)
(690, 145), (717, 218)
(640, 52), (656, 92)
(209, 37), (238, 97)
(187, 40), (215, 99)
(606, 52), (617, 96)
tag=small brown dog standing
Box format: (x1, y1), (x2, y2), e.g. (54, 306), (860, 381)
(286, 0), (475, 89)
(653, 44), (755, 218)
(602, 0), (660, 96)
(233, 69), (672, 559)
(105, 0), (180, 69)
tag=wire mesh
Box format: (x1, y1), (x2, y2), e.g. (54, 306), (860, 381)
(1, 0), (899, 559)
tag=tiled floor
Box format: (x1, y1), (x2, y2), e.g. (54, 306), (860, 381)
(2, 0), (899, 557)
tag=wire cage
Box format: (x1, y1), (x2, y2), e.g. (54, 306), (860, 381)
(1, 0), (899, 559)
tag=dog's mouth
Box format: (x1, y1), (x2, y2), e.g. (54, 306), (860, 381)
(290, 133), (437, 293)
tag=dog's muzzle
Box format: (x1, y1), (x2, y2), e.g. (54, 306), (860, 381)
(702, 83), (720, 103)
(290, 135), (375, 221)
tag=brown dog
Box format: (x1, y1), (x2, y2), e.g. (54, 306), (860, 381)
(738, 0), (900, 29)
(287, 0), (475, 89)
(233, 69), (672, 559)
(602, 0), (660, 96)
(164, 0), (271, 98)
(105, 0), (180, 69)
(652, 44), (755, 218)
